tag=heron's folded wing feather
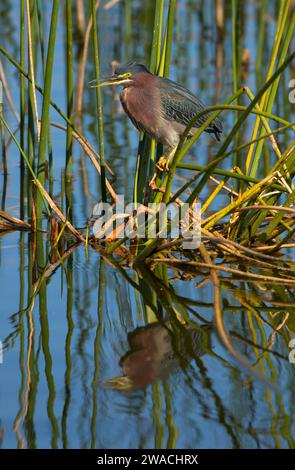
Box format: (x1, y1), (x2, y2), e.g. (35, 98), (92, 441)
(159, 77), (223, 134)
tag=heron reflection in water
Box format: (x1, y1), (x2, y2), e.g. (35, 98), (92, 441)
(106, 321), (211, 390)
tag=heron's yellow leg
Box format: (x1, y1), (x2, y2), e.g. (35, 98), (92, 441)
(155, 147), (177, 172)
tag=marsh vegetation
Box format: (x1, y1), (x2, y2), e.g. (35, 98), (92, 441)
(0, 0), (294, 449)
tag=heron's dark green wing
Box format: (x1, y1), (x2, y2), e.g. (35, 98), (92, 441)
(159, 77), (222, 139)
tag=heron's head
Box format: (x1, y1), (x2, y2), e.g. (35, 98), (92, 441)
(90, 61), (151, 88)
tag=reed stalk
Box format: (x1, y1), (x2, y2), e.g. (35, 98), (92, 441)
(91, 0), (106, 202)
(66, 0), (74, 179)
(20, 0), (25, 220)
(36, 0), (59, 228)
(133, 0), (165, 204)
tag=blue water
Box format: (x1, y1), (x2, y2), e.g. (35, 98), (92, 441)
(0, 0), (294, 449)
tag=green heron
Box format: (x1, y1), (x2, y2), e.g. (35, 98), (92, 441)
(93, 61), (222, 168)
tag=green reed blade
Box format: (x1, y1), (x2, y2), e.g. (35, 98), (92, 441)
(20, 0), (25, 220)
(36, 0), (59, 227)
(65, 0), (73, 221)
(91, 0), (106, 202)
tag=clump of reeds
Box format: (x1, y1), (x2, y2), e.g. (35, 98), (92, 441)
(0, 0), (294, 385)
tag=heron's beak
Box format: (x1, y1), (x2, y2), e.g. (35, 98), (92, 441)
(89, 72), (132, 88)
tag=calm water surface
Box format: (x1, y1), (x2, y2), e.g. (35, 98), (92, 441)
(0, 0), (294, 448)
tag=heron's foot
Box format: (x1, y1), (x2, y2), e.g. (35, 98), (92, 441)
(148, 172), (157, 188)
(156, 156), (170, 172)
